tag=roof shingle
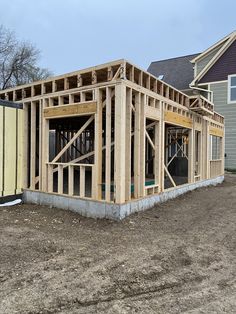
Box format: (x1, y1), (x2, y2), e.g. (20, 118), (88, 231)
(147, 53), (199, 90)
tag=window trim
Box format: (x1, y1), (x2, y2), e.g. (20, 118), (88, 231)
(228, 74), (236, 104)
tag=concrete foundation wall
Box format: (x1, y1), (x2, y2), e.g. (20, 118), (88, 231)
(23, 175), (224, 220)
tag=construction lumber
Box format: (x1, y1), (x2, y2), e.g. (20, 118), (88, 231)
(43, 101), (97, 119)
(164, 111), (193, 129)
(114, 83), (126, 203)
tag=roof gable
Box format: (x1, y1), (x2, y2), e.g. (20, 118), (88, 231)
(199, 39), (236, 83)
(191, 31), (236, 85)
(191, 31), (235, 63)
(195, 44), (225, 76)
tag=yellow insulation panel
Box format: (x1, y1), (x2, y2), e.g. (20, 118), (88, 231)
(0, 105), (23, 197)
(0, 106), (3, 195)
(16, 109), (24, 194)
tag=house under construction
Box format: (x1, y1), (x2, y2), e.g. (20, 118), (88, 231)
(0, 59), (224, 219)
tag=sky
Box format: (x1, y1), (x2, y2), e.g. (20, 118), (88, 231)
(0, 0), (235, 76)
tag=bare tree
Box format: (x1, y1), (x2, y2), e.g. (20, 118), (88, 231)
(0, 25), (51, 90)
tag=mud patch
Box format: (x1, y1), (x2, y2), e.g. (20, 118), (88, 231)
(0, 174), (236, 313)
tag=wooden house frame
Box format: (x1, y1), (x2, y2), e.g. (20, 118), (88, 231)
(0, 59), (225, 218)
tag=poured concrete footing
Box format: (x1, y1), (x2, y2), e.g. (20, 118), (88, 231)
(23, 175), (224, 220)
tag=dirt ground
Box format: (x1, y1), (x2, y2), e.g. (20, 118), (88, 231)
(0, 175), (236, 314)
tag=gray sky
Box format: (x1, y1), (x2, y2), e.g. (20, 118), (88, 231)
(1, 0), (235, 75)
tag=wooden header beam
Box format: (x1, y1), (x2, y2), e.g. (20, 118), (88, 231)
(209, 126), (224, 137)
(43, 101), (97, 119)
(164, 111), (193, 129)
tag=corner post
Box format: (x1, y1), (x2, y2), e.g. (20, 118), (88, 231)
(41, 99), (49, 192)
(188, 121), (194, 183)
(114, 82), (126, 203)
(158, 101), (165, 192)
(202, 118), (210, 179)
(94, 88), (103, 200)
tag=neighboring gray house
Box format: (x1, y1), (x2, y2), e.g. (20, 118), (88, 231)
(148, 31), (236, 170)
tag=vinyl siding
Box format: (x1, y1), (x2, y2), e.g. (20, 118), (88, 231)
(196, 44), (224, 76)
(210, 81), (236, 169)
(200, 40), (236, 83)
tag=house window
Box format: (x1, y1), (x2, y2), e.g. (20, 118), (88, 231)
(228, 75), (236, 103)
